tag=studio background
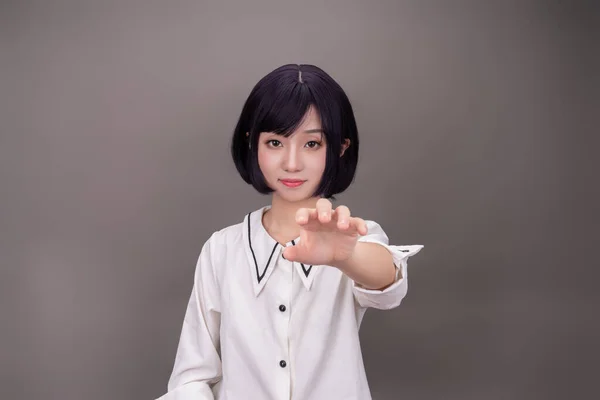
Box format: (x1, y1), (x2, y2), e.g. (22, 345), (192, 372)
(1, 1), (597, 399)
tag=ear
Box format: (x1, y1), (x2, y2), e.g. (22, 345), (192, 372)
(340, 138), (351, 157)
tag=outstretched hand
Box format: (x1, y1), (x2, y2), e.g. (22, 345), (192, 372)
(282, 198), (368, 267)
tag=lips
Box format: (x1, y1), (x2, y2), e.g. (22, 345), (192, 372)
(280, 179), (306, 188)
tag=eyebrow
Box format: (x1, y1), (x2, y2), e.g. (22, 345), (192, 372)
(303, 129), (324, 133)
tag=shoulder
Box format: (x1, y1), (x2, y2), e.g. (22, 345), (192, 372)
(208, 221), (245, 251)
(203, 207), (261, 256)
(206, 206), (266, 250)
(193, 219), (245, 286)
(358, 219), (390, 244)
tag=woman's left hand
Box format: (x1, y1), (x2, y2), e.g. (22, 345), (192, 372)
(282, 198), (368, 267)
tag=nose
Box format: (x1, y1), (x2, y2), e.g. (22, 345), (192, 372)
(282, 145), (302, 172)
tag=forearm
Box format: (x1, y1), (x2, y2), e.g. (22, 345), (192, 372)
(332, 242), (397, 290)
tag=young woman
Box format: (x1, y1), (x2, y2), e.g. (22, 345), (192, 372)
(158, 64), (423, 400)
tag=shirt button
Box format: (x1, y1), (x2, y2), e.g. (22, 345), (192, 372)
(279, 304), (286, 312)
(279, 360), (287, 368)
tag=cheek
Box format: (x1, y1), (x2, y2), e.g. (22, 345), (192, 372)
(258, 149), (278, 173)
(310, 151), (327, 173)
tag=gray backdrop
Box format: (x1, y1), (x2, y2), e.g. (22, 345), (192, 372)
(1, 0), (597, 399)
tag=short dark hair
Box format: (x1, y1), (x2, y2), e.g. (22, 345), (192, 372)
(230, 64), (359, 198)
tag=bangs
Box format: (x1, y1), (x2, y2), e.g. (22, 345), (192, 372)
(251, 81), (314, 138)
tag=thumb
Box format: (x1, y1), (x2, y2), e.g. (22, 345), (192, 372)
(282, 245), (296, 261)
(283, 245), (304, 263)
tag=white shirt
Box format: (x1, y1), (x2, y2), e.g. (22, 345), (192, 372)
(158, 205), (423, 400)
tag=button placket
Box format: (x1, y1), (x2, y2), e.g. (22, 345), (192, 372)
(274, 251), (292, 397)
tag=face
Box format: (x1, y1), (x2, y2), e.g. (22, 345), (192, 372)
(257, 106), (327, 203)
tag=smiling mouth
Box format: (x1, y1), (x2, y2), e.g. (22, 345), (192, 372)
(279, 179), (306, 188)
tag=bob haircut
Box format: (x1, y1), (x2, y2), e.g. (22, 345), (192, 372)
(231, 64), (359, 199)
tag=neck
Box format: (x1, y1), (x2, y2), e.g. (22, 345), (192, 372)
(263, 193), (321, 244)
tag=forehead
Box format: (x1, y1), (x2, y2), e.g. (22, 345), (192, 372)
(298, 106), (322, 129)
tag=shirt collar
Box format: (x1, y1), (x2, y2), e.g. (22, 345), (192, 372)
(242, 205), (318, 296)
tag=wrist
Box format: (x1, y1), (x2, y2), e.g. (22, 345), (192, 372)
(330, 243), (360, 271)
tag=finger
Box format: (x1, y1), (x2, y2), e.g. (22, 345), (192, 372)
(335, 205), (351, 230)
(316, 198), (333, 223)
(349, 217), (368, 236)
(295, 208), (311, 225)
(282, 244), (309, 264)
(304, 208), (319, 223)
(282, 245), (296, 261)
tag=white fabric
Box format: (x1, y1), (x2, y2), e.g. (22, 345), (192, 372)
(157, 205), (423, 400)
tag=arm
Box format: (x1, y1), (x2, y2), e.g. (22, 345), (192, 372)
(283, 199), (424, 311)
(345, 220), (424, 310)
(332, 242), (397, 290)
(157, 235), (222, 400)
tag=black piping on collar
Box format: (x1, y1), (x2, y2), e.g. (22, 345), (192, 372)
(291, 239), (312, 277)
(248, 212), (278, 283)
(247, 211), (313, 283)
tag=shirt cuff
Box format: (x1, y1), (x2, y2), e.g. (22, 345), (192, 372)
(352, 241), (424, 309)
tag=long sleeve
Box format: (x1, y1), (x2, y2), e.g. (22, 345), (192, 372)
(157, 234), (222, 400)
(352, 220), (423, 310)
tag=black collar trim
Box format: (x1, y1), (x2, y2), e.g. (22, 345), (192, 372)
(291, 239), (312, 277)
(247, 211), (313, 283)
(248, 212), (279, 283)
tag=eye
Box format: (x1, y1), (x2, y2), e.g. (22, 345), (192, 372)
(305, 141), (322, 149)
(266, 139), (282, 148)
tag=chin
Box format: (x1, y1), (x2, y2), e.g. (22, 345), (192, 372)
(276, 192), (312, 203)
(272, 187), (317, 203)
